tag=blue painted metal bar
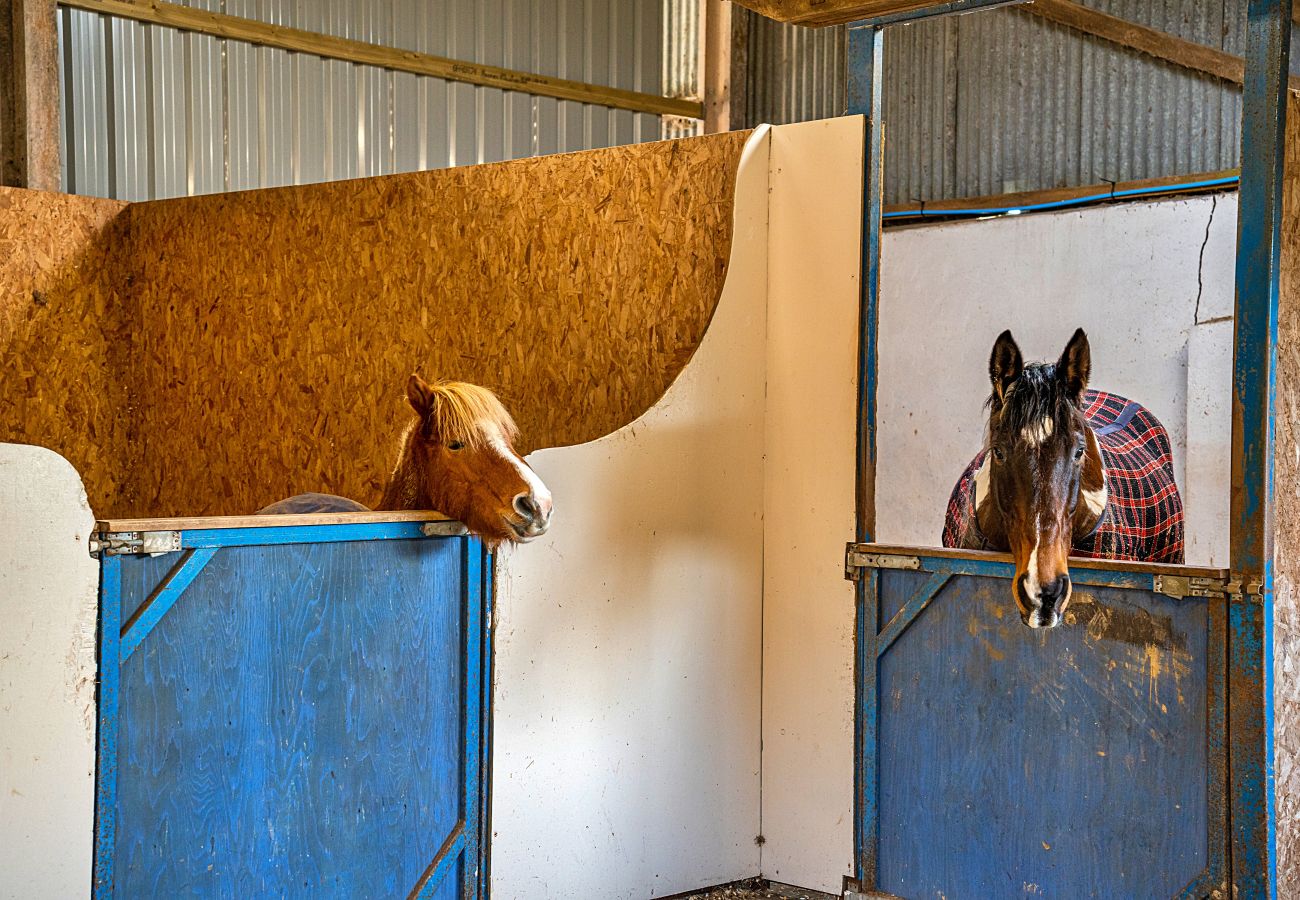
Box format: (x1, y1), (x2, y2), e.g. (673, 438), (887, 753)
(478, 545), (494, 900)
(1231, 0), (1290, 893)
(876, 572), (952, 655)
(1175, 594), (1231, 899)
(882, 175), (1240, 220)
(855, 567), (881, 886)
(847, 23), (882, 545)
(180, 521), (440, 549)
(852, 0), (1022, 28)
(848, 20), (883, 889)
(463, 539), (485, 895)
(118, 548), (219, 662)
(853, 548), (1170, 593)
(93, 556), (122, 900)
(408, 825), (467, 899)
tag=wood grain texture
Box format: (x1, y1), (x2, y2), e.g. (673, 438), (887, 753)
(0, 132), (748, 518)
(115, 538), (471, 897)
(873, 569), (1216, 896)
(98, 510), (451, 533)
(1272, 91), (1300, 900)
(0, 186), (133, 506)
(0, 0), (61, 190)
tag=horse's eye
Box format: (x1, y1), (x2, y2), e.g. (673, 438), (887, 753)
(447, 441), (465, 452)
(1073, 445), (1085, 461)
(992, 448), (1006, 463)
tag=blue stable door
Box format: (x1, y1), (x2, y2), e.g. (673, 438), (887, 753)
(92, 519), (491, 900)
(851, 545), (1229, 899)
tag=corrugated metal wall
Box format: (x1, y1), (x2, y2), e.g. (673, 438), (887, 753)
(739, 1), (1286, 205)
(741, 11), (846, 127)
(59, 0), (685, 200)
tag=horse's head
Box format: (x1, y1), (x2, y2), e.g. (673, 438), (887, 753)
(400, 375), (552, 545)
(981, 328), (1102, 629)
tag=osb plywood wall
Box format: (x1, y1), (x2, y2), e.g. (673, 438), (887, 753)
(0, 188), (134, 508)
(0, 132), (750, 517)
(1273, 92), (1300, 898)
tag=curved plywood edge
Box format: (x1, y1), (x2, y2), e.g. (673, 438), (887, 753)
(0, 442), (98, 898)
(0, 188), (134, 509)
(114, 131), (750, 517)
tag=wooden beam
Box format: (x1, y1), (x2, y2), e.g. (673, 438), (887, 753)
(1023, 0), (1300, 93)
(730, 0), (1010, 27)
(57, 0), (704, 119)
(0, 0), (61, 190)
(701, 0), (734, 132)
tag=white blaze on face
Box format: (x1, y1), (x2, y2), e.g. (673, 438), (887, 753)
(483, 421), (553, 519)
(1022, 416), (1054, 447)
(1023, 519), (1041, 605)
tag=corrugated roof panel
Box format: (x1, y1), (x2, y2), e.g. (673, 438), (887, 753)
(741, 0), (1253, 205)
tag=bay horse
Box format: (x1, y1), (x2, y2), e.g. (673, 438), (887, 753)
(259, 376), (552, 546)
(942, 329), (1183, 628)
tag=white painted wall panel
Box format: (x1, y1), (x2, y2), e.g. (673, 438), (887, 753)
(0, 445), (99, 900)
(492, 127), (773, 899)
(759, 118), (862, 892)
(877, 193), (1237, 566)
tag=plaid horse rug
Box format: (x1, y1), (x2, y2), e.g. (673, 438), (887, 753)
(941, 389), (1185, 563)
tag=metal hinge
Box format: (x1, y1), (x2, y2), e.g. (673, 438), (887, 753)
(845, 544), (921, 580)
(89, 530), (181, 558)
(1153, 572), (1265, 601)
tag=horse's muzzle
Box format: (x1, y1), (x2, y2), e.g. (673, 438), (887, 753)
(1017, 573), (1070, 629)
(510, 492), (552, 541)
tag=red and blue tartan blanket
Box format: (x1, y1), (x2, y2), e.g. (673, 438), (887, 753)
(941, 389), (1184, 563)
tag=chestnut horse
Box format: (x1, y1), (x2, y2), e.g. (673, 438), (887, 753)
(259, 376), (552, 545)
(942, 329), (1183, 628)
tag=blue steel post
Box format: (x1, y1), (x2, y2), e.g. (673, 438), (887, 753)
(93, 555), (122, 899)
(847, 21), (883, 887)
(1232, 0), (1291, 895)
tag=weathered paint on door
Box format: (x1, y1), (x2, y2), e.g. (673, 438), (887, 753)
(855, 548), (1227, 899)
(93, 522), (490, 899)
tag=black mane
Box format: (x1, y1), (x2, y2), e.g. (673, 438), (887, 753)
(988, 362), (1075, 438)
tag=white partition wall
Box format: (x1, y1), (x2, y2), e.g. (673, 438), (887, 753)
(877, 194), (1238, 564)
(0, 444), (99, 900)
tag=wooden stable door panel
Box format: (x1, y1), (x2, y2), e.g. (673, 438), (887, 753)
(859, 552), (1226, 899)
(96, 526), (489, 900)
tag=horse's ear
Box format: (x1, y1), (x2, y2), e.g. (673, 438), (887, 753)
(1056, 328), (1090, 403)
(407, 373), (436, 418)
(989, 330), (1023, 405)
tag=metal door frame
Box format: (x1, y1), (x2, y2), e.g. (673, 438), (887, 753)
(91, 519), (493, 899)
(845, 2), (1291, 895)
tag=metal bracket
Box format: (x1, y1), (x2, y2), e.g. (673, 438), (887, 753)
(845, 544), (921, 580)
(89, 530), (182, 558)
(421, 521), (469, 537)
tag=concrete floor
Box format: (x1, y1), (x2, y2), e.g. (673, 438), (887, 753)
(688, 880), (833, 900)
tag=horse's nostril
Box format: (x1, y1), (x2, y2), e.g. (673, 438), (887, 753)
(514, 494), (539, 520)
(1041, 575), (1070, 607)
